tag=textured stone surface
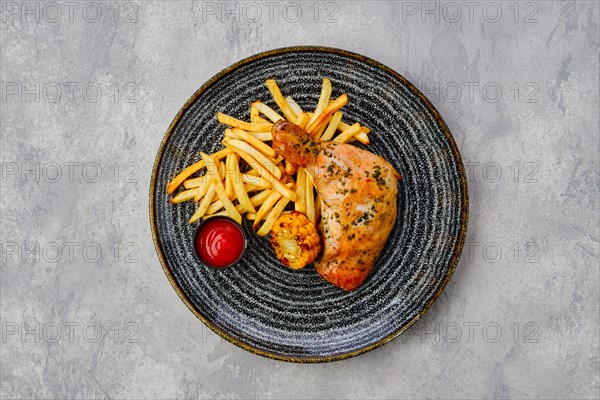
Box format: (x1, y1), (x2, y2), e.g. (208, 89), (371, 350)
(1, 1), (598, 399)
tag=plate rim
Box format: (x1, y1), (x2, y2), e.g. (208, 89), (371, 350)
(149, 45), (469, 363)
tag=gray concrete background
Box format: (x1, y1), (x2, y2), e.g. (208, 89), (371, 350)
(1, 1), (599, 399)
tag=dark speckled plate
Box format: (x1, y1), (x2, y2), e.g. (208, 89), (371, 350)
(150, 46), (468, 362)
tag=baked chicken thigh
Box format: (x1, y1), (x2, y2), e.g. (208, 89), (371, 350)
(272, 121), (400, 290)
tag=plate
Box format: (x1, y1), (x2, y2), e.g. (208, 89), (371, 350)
(150, 46), (468, 362)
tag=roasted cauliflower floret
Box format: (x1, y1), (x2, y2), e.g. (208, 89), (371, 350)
(270, 211), (322, 269)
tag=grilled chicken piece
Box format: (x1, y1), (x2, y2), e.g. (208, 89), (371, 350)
(272, 121), (400, 290)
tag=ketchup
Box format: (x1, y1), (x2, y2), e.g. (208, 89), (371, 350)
(194, 217), (246, 268)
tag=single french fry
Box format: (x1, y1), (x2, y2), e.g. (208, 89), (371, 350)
(252, 101), (284, 123)
(200, 159), (227, 209)
(248, 189), (274, 207)
(199, 182), (285, 222)
(240, 189), (277, 214)
(319, 111), (343, 141)
(200, 152), (242, 223)
(285, 96), (304, 116)
(241, 173), (271, 189)
(217, 112), (273, 132)
(193, 178), (211, 202)
(354, 131), (370, 145)
(223, 139), (282, 180)
(250, 104), (270, 124)
(338, 121), (370, 144)
(206, 183), (264, 215)
(183, 175), (211, 189)
(305, 173), (315, 224)
(306, 94), (348, 135)
(265, 79), (297, 122)
(189, 182), (216, 223)
(296, 112), (310, 130)
(250, 131), (273, 141)
(225, 153), (236, 200)
(246, 213), (257, 220)
(255, 114), (270, 124)
(252, 190), (282, 229)
(339, 121), (370, 133)
(167, 148), (232, 194)
(256, 197), (291, 236)
(232, 130), (276, 142)
(232, 156), (256, 213)
(206, 197), (225, 215)
(170, 188), (197, 204)
(312, 115), (332, 139)
(305, 169), (314, 185)
(314, 193), (321, 223)
(308, 78), (332, 127)
(250, 104), (259, 122)
(295, 168), (306, 213)
(224, 128), (240, 140)
(230, 128), (277, 158)
(219, 161), (226, 183)
(285, 160), (297, 175)
(244, 183), (266, 192)
(333, 122), (362, 143)
(225, 141), (298, 202)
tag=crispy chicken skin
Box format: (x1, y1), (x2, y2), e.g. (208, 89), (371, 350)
(272, 121), (400, 290)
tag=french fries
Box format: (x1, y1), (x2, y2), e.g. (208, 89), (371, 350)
(200, 152), (242, 224)
(253, 190), (282, 229)
(183, 176), (209, 189)
(256, 197), (291, 236)
(227, 128), (274, 142)
(308, 78), (332, 127)
(294, 168), (306, 213)
(223, 139), (282, 180)
(319, 111), (343, 141)
(265, 79), (297, 122)
(314, 193), (321, 224)
(296, 112), (310, 130)
(171, 188), (197, 204)
(333, 122), (362, 143)
(217, 112), (273, 132)
(285, 96), (303, 116)
(244, 182), (267, 193)
(250, 104), (270, 124)
(252, 101), (284, 123)
(225, 153), (236, 200)
(230, 128), (277, 158)
(193, 179), (211, 202)
(225, 142), (297, 202)
(168, 77), (373, 237)
(241, 173), (271, 190)
(312, 115), (332, 139)
(306, 94), (348, 135)
(167, 148), (232, 194)
(231, 157), (256, 214)
(251, 131), (273, 141)
(189, 182), (216, 223)
(305, 172), (315, 225)
(339, 120), (370, 144)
